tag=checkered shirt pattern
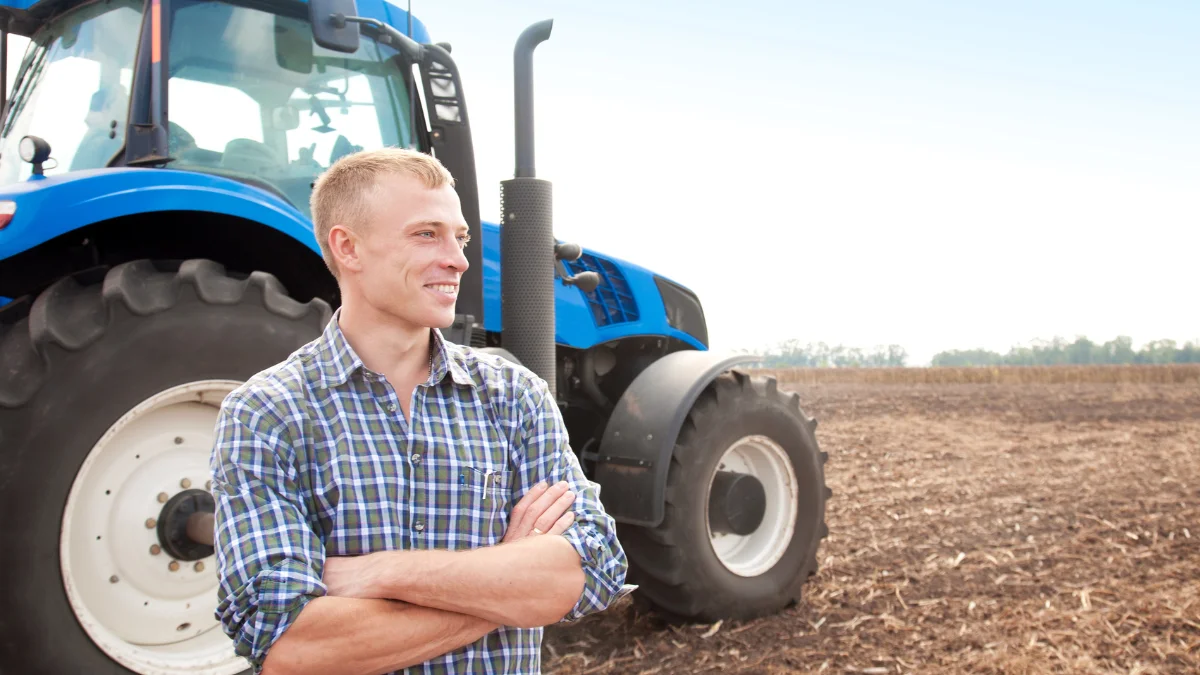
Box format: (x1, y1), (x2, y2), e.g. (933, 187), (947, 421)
(208, 310), (630, 674)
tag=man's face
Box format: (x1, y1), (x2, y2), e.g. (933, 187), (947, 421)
(338, 172), (471, 330)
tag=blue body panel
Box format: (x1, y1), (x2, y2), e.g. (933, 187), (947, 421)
(0, 0), (48, 10)
(0, 0), (432, 42)
(0, 169), (705, 351)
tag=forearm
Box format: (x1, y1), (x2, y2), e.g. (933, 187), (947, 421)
(369, 535), (585, 628)
(261, 595), (496, 675)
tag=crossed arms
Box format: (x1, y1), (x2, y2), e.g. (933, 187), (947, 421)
(259, 483), (583, 675)
(209, 378), (628, 675)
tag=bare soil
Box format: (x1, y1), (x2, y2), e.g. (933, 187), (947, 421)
(543, 379), (1200, 674)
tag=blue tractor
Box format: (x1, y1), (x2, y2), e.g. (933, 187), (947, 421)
(0, 0), (830, 671)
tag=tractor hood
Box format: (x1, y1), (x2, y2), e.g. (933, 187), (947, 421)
(476, 219), (710, 352)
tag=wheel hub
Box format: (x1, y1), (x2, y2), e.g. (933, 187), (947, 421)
(157, 489), (216, 562)
(707, 471), (766, 535)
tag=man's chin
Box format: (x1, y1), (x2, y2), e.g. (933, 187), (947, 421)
(424, 309), (459, 331)
(373, 304), (456, 331)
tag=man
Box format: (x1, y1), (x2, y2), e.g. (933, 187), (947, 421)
(209, 148), (629, 675)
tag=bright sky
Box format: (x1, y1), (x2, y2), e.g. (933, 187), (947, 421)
(7, 1), (1198, 364)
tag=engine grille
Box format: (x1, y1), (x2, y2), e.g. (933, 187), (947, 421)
(563, 253), (639, 326)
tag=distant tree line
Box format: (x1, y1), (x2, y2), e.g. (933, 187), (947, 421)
(751, 339), (908, 368)
(746, 336), (1200, 368)
(931, 336), (1200, 367)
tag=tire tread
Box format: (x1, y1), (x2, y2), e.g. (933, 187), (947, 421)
(0, 259), (331, 410)
(0, 316), (42, 408)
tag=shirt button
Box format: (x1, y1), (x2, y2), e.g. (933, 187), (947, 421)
(411, 453), (422, 464)
(387, 404), (397, 413)
(414, 521), (425, 532)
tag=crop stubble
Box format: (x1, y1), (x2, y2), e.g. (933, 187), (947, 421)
(543, 368), (1200, 674)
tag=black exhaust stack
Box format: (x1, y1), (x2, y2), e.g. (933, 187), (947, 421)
(501, 19), (557, 395)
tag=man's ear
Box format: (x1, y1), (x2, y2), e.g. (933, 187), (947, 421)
(328, 223), (365, 274)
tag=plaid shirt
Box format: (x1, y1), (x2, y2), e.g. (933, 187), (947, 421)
(209, 310), (630, 674)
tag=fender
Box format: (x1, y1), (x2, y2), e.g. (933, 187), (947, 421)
(592, 349), (759, 527)
(0, 168), (320, 261)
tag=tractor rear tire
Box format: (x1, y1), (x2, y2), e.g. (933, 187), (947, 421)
(0, 259), (331, 675)
(619, 370), (830, 623)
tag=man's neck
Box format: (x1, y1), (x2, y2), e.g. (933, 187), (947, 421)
(337, 295), (432, 386)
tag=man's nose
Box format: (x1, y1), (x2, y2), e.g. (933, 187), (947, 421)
(445, 239), (470, 272)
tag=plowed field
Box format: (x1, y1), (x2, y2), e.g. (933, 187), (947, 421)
(543, 373), (1200, 674)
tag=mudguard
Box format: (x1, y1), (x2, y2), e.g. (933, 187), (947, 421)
(0, 168), (319, 262)
(592, 349), (759, 527)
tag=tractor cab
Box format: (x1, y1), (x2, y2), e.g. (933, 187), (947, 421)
(0, 0), (431, 220)
(0, 0), (486, 321)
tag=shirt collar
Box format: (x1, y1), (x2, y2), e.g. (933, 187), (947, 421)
(313, 308), (476, 390)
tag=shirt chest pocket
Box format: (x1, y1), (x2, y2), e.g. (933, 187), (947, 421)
(460, 466), (512, 506)
(453, 465), (513, 546)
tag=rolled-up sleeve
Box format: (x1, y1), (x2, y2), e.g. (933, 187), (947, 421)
(209, 389), (327, 673)
(512, 376), (631, 621)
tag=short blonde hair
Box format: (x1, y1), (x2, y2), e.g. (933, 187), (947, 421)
(309, 147), (456, 278)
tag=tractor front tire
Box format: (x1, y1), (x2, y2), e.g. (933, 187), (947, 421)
(620, 370), (830, 623)
(0, 259), (331, 675)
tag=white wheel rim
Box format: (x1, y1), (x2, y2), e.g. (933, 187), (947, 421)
(60, 379), (248, 674)
(706, 434), (799, 577)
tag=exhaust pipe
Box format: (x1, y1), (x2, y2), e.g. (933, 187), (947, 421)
(501, 19), (557, 395)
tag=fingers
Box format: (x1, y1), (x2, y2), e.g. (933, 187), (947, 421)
(519, 480), (570, 534)
(507, 480), (549, 535)
(547, 510), (575, 536)
(531, 487), (576, 536)
(503, 480), (576, 542)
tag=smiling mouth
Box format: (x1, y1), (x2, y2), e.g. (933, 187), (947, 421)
(427, 283), (458, 296)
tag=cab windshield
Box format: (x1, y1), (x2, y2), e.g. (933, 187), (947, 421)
(166, 0), (421, 216)
(0, 0), (421, 219)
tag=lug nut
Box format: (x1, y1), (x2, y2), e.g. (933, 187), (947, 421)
(157, 492), (168, 503)
(145, 518), (156, 529)
(150, 544), (161, 555)
(168, 561), (180, 572)
(180, 478), (192, 489)
(194, 562), (205, 572)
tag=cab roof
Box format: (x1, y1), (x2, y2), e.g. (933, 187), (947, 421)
(0, 0), (431, 42)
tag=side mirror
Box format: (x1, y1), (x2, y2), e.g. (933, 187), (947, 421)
(309, 0), (360, 54)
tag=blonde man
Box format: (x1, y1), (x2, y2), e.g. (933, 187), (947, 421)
(210, 148), (629, 675)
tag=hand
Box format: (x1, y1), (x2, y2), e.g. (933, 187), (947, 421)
(322, 554), (387, 600)
(503, 480), (576, 543)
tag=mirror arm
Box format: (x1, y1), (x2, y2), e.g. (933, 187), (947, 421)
(335, 14), (424, 62)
